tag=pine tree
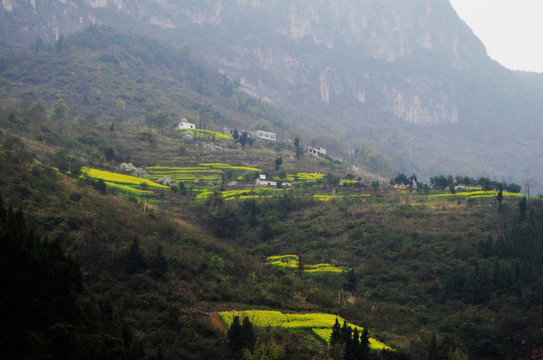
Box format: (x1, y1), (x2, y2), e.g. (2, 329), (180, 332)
(359, 327), (370, 360)
(228, 316), (243, 353)
(126, 238), (145, 274)
(343, 269), (357, 291)
(151, 245), (168, 278)
(241, 316), (256, 352)
(330, 318), (341, 346)
(428, 333), (438, 360)
(519, 197), (527, 222)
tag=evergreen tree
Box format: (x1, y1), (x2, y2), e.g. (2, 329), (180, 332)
(275, 157), (283, 171)
(151, 245), (168, 278)
(239, 132), (248, 148)
(295, 146), (305, 161)
(427, 333), (438, 360)
(330, 318), (341, 346)
(233, 129), (239, 140)
(126, 238), (145, 274)
(359, 327), (370, 360)
(519, 197), (527, 222)
(241, 316), (256, 352)
(346, 329), (360, 360)
(228, 316), (243, 353)
(260, 217), (273, 242)
(343, 269), (357, 291)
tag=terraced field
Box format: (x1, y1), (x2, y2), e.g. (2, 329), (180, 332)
(266, 255), (348, 274)
(218, 310), (392, 350)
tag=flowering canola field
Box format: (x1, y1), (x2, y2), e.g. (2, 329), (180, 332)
(266, 255), (347, 274)
(176, 128), (232, 140)
(428, 190), (524, 200)
(219, 310), (392, 350)
(81, 167), (168, 199)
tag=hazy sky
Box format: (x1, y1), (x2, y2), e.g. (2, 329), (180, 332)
(450, 0), (543, 73)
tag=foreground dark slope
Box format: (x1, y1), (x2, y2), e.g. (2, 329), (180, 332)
(2, 126), (543, 359)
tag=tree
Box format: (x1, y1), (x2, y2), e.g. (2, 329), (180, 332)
(330, 318), (341, 346)
(52, 98), (68, 121)
(126, 238), (145, 274)
(497, 189), (503, 210)
(241, 316), (256, 352)
(233, 129), (240, 140)
(29, 100), (47, 121)
(209, 255), (224, 273)
(261, 218), (273, 241)
(239, 131), (248, 148)
(116, 99), (126, 119)
(298, 254), (304, 274)
(206, 190), (225, 210)
(294, 137), (300, 149)
(343, 269), (357, 291)
(151, 245), (168, 278)
(147, 110), (169, 127)
(390, 173), (409, 186)
(359, 327), (370, 360)
(519, 197), (527, 222)
(228, 316), (243, 353)
(274, 157), (283, 171)
(506, 183), (521, 193)
(295, 146), (305, 161)
(371, 181), (380, 191)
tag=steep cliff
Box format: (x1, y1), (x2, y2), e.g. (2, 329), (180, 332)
(0, 0), (492, 125)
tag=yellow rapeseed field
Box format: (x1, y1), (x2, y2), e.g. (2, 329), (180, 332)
(81, 167), (169, 189)
(218, 310), (393, 350)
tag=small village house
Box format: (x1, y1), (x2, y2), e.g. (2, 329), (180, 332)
(254, 130), (277, 142)
(307, 146), (327, 156)
(178, 118), (196, 129)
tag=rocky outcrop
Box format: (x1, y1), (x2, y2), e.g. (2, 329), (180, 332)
(1, 0), (484, 127)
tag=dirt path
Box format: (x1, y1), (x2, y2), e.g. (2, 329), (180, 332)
(208, 312), (228, 334)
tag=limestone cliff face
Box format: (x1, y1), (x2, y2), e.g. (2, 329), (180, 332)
(0, 0), (485, 125)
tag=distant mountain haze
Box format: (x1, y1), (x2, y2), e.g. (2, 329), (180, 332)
(2, 0), (543, 190)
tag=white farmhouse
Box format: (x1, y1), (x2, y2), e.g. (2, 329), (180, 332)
(254, 130), (276, 142)
(178, 119), (196, 129)
(256, 179), (278, 187)
(307, 146), (327, 156)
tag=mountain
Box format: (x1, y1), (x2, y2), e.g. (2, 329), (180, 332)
(2, 0), (543, 188)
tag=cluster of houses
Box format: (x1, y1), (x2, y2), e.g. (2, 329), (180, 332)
(177, 121), (277, 142)
(178, 121), (328, 158)
(255, 174), (292, 188)
(223, 127), (277, 142)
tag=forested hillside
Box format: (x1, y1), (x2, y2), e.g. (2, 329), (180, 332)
(1, 23), (543, 360)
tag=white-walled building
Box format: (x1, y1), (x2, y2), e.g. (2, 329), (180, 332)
(178, 119), (196, 129)
(254, 130), (276, 142)
(307, 146), (327, 156)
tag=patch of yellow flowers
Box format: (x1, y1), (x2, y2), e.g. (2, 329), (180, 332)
(218, 310), (393, 350)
